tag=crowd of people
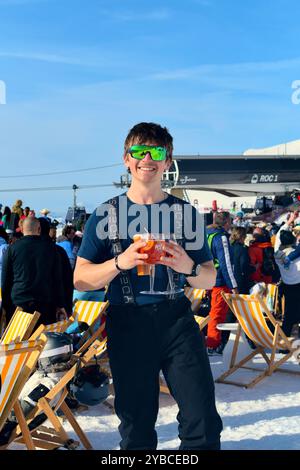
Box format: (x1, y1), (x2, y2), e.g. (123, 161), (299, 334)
(1, 199), (300, 342)
(1, 197), (300, 338)
(0, 199), (83, 327)
(205, 208), (300, 355)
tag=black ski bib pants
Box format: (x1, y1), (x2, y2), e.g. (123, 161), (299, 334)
(106, 295), (223, 450)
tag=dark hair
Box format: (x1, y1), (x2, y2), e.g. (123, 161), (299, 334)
(62, 225), (76, 237)
(280, 230), (296, 247)
(124, 122), (173, 160)
(38, 217), (50, 237)
(253, 227), (270, 243)
(271, 223), (280, 235)
(3, 206), (11, 219)
(211, 211), (231, 228)
(0, 226), (9, 242)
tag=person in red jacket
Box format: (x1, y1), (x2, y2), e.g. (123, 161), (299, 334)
(248, 227), (273, 284)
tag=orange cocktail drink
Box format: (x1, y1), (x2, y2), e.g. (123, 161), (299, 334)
(133, 234), (166, 275)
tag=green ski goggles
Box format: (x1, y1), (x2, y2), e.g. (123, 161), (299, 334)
(127, 145), (167, 161)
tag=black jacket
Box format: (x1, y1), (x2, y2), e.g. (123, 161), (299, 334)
(231, 241), (253, 294)
(1, 235), (64, 308)
(56, 244), (74, 313)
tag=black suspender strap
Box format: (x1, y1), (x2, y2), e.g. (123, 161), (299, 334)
(167, 200), (184, 301)
(107, 197), (136, 305)
(106, 195), (185, 304)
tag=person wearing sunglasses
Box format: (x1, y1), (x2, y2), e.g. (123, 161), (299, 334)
(74, 122), (222, 450)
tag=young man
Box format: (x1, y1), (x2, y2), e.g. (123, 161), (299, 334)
(74, 122), (222, 450)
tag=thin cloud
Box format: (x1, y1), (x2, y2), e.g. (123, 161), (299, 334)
(0, 51), (112, 67)
(147, 57), (300, 81)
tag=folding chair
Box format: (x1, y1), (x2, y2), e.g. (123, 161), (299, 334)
(44, 300), (108, 335)
(1, 308), (108, 449)
(184, 287), (207, 313)
(10, 335), (109, 450)
(43, 300), (109, 390)
(215, 293), (300, 388)
(1, 307), (40, 344)
(184, 286), (210, 329)
(42, 300), (108, 362)
(264, 283), (279, 316)
(43, 319), (71, 333)
(0, 335), (47, 450)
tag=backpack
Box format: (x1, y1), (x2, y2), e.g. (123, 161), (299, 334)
(261, 246), (277, 276)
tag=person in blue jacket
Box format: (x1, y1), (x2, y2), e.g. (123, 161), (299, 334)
(206, 211), (238, 355)
(56, 225), (76, 269)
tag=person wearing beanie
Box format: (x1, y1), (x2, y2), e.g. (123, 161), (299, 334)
(233, 211), (249, 229)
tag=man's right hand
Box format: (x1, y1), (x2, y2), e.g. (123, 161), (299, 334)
(117, 240), (149, 270)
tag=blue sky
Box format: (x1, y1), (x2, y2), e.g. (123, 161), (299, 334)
(0, 0), (300, 217)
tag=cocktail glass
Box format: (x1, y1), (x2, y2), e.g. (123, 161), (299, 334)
(133, 233), (166, 295)
(159, 234), (184, 295)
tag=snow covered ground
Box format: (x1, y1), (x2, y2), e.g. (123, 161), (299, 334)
(60, 338), (300, 451)
(8, 336), (300, 451)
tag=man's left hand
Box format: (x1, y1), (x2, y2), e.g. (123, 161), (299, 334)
(160, 240), (194, 275)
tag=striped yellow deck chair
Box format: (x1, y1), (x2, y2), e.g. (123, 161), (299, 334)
(43, 300), (109, 375)
(0, 335), (47, 450)
(1, 307), (40, 344)
(185, 287), (206, 313)
(184, 287), (210, 331)
(43, 300), (108, 335)
(43, 318), (72, 333)
(72, 299), (108, 325)
(11, 335), (112, 450)
(264, 283), (279, 316)
(215, 293), (300, 388)
(70, 300), (108, 354)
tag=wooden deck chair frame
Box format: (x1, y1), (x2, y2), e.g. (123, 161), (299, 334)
(215, 293), (300, 388)
(0, 334), (47, 450)
(194, 314), (210, 330)
(44, 300), (111, 408)
(71, 300), (109, 355)
(10, 339), (106, 450)
(1, 307), (40, 344)
(72, 316), (115, 408)
(44, 300), (109, 374)
(11, 322), (111, 450)
(159, 314), (210, 395)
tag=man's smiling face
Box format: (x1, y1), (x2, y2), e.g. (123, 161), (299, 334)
(124, 141), (172, 184)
